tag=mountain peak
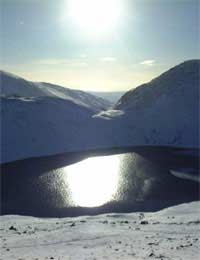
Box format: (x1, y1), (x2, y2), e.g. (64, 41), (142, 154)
(116, 59), (200, 110)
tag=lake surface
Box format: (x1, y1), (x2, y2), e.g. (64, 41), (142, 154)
(1, 147), (199, 217)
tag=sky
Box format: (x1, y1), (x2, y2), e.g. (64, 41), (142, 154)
(1, 0), (199, 91)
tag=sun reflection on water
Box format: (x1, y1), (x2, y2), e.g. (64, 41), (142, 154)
(64, 155), (121, 207)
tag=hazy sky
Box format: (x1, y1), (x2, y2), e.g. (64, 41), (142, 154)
(1, 0), (199, 91)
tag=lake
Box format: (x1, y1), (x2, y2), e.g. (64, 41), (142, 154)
(1, 146), (199, 217)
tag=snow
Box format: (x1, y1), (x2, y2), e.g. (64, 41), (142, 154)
(113, 60), (200, 148)
(93, 109), (125, 119)
(1, 60), (199, 163)
(1, 202), (199, 260)
(39, 82), (111, 112)
(0, 70), (110, 112)
(1, 95), (94, 163)
(170, 170), (200, 182)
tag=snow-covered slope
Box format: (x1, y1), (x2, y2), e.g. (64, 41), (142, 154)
(116, 60), (199, 111)
(1, 95), (95, 163)
(97, 60), (200, 148)
(1, 201), (199, 260)
(0, 71), (112, 163)
(0, 71), (110, 112)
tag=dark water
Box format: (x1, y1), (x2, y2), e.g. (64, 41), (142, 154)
(1, 147), (199, 217)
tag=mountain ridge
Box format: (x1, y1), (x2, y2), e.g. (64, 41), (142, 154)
(116, 60), (199, 110)
(1, 60), (199, 163)
(0, 70), (111, 112)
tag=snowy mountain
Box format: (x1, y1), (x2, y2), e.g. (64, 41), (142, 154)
(0, 71), (110, 163)
(1, 60), (199, 163)
(116, 60), (199, 111)
(97, 60), (200, 148)
(0, 71), (111, 112)
(1, 201), (200, 260)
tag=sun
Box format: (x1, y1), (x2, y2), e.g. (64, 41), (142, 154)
(67, 0), (123, 36)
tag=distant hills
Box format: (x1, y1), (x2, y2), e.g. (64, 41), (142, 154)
(88, 91), (125, 104)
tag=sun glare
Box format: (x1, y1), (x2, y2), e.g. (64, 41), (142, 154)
(67, 0), (123, 36)
(64, 155), (121, 207)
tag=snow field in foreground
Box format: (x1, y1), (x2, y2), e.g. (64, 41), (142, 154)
(0, 201), (200, 260)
